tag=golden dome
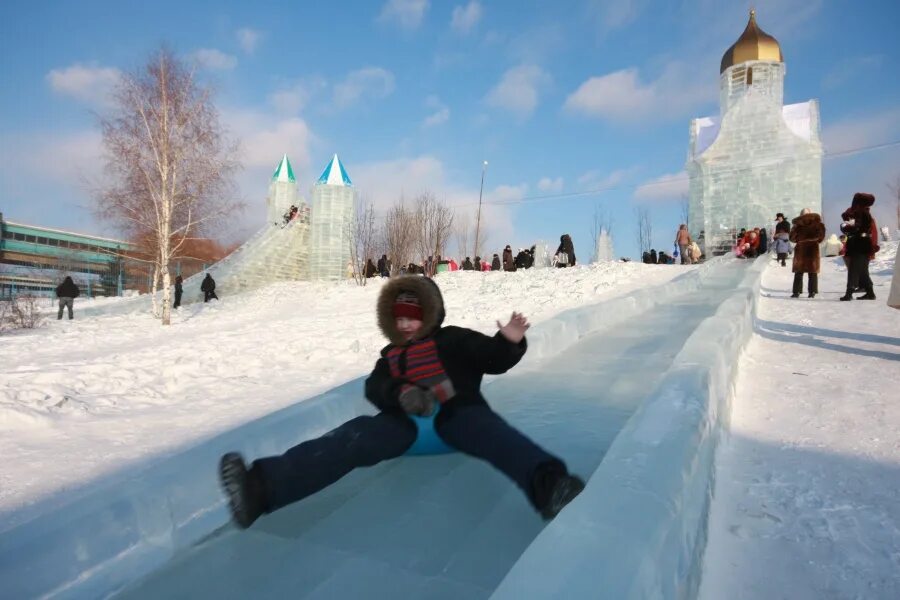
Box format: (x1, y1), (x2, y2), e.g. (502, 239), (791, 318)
(720, 10), (783, 73)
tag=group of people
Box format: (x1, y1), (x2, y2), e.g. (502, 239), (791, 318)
(360, 234), (578, 280)
(641, 225), (702, 265)
(748, 193), (881, 300)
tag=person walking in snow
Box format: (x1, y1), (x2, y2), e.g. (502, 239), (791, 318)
(554, 234), (576, 268)
(675, 224), (691, 265)
(789, 208), (826, 298)
(774, 213), (790, 236)
(772, 229), (791, 267)
(491, 254), (501, 271)
(218, 276), (586, 529)
(502, 245), (515, 272)
(377, 255), (388, 278)
(174, 275), (183, 309)
(462, 257), (474, 271)
(201, 273), (218, 302)
(840, 192), (879, 301)
(55, 275), (80, 320)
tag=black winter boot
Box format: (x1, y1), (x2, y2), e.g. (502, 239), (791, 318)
(839, 292), (853, 301)
(219, 453), (266, 529)
(857, 288), (876, 300)
(540, 474), (586, 520)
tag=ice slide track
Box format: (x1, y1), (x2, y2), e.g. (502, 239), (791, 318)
(113, 262), (750, 600)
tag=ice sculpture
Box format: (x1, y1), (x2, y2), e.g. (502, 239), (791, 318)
(532, 241), (550, 268)
(593, 229), (615, 262)
(686, 10), (822, 255)
(177, 156), (310, 300)
(308, 154), (356, 281)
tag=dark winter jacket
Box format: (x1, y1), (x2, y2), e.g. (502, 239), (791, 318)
(789, 213), (825, 273)
(514, 250), (530, 269)
(175, 276), (183, 294)
(365, 276), (526, 420)
(758, 228), (768, 254)
(649, 250), (657, 264)
(502, 247), (515, 272)
(491, 255), (501, 271)
(365, 260), (378, 278)
(201, 275), (216, 293)
(841, 194), (879, 258)
(462, 258), (474, 271)
(377, 256), (387, 274)
(555, 234), (576, 267)
(55, 277), (80, 298)
(775, 219), (791, 235)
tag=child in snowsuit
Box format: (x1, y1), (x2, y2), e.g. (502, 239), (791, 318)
(219, 276), (585, 529)
(772, 231), (791, 266)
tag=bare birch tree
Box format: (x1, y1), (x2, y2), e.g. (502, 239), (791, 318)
(95, 47), (240, 325)
(413, 192), (454, 267)
(348, 200), (379, 286)
(384, 200), (416, 275)
(635, 206), (653, 256)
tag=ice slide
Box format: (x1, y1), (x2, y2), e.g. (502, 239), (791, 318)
(2, 259), (761, 599)
(79, 219), (308, 318)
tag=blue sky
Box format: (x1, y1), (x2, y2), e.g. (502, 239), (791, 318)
(1, 0), (899, 260)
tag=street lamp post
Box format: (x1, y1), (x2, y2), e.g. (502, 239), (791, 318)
(474, 160), (488, 259)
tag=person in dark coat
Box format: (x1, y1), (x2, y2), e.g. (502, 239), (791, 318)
(840, 193), (879, 301)
(462, 257), (474, 271)
(649, 249), (657, 264)
(201, 273), (218, 302)
(174, 275), (183, 309)
(377, 255), (388, 277)
(218, 276), (586, 529)
(642, 251), (651, 264)
(491, 254), (501, 271)
(55, 275), (80, 320)
(502, 245), (516, 272)
(788, 209), (826, 298)
(758, 227), (768, 254)
(365, 259), (378, 278)
(774, 213), (791, 235)
(555, 234), (576, 268)
(473, 256), (482, 272)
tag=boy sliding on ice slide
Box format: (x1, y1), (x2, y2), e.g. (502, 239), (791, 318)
(219, 276), (585, 528)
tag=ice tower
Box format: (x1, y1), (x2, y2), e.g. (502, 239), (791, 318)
(308, 154), (355, 281)
(687, 10), (822, 254)
(268, 155), (299, 224)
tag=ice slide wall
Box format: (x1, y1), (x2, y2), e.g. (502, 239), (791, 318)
(0, 257), (766, 599)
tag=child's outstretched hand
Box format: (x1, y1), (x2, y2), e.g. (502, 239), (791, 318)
(497, 312), (530, 344)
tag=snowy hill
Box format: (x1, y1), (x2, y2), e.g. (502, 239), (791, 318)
(0, 261), (684, 521)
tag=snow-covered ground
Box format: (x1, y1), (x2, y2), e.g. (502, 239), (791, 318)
(700, 242), (900, 599)
(0, 261), (687, 523)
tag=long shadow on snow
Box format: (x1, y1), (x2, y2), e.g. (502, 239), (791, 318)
(755, 320), (900, 362)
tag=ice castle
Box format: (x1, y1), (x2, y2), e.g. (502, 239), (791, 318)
(175, 154), (355, 300)
(687, 10), (823, 254)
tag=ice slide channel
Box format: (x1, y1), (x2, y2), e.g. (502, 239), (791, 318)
(104, 261), (750, 600)
(79, 219), (307, 318)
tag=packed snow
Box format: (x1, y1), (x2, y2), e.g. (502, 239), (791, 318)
(699, 242), (900, 599)
(0, 261), (685, 525)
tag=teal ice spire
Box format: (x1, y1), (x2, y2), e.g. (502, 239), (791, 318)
(316, 153), (352, 186)
(272, 154), (296, 183)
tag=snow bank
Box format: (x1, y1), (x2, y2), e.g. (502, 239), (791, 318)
(493, 258), (767, 599)
(0, 264), (710, 600)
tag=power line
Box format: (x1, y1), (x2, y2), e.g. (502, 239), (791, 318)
(464, 138), (900, 209)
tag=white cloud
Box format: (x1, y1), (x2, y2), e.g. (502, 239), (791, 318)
(378, 0), (429, 30)
(422, 95), (450, 127)
(223, 110), (315, 171)
(191, 48), (238, 70)
(451, 1), (483, 34)
(822, 107), (900, 156)
(46, 63), (121, 107)
(268, 77), (327, 115)
(485, 65), (551, 117)
(537, 177), (564, 192)
(236, 28), (263, 54)
(589, 0), (647, 34)
(333, 67), (396, 109)
(577, 168), (635, 190)
(564, 64), (714, 122)
(633, 171), (689, 201)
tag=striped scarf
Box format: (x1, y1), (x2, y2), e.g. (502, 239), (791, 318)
(386, 339), (456, 403)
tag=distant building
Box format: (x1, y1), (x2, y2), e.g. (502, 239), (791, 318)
(308, 154), (356, 281)
(0, 214), (133, 299)
(687, 10), (823, 255)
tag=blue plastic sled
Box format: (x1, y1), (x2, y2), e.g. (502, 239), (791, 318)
(405, 413), (456, 455)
